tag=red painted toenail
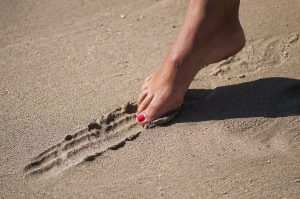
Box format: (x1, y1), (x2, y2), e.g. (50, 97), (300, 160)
(137, 113), (145, 123)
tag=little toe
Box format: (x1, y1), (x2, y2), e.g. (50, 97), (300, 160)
(145, 75), (152, 82)
(141, 83), (148, 91)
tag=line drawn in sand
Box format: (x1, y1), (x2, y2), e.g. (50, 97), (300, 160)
(24, 102), (179, 176)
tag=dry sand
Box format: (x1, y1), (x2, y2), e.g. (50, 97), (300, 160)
(1, 0), (300, 198)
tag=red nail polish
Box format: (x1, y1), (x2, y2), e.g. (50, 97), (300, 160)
(137, 113), (145, 123)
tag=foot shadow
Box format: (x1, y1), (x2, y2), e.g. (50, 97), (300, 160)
(174, 77), (300, 123)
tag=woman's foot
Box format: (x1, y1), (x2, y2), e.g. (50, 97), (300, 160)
(136, 0), (246, 124)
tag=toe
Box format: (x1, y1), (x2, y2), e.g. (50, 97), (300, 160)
(142, 102), (161, 124)
(137, 91), (147, 105)
(142, 95), (182, 124)
(137, 94), (153, 115)
(141, 83), (148, 91)
(145, 75), (152, 82)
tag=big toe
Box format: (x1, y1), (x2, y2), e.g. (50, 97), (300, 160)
(139, 98), (169, 124)
(137, 94), (183, 124)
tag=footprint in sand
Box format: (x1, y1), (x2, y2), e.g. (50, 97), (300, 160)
(24, 102), (180, 176)
(24, 103), (143, 176)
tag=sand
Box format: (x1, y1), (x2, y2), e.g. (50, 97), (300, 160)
(0, 0), (300, 198)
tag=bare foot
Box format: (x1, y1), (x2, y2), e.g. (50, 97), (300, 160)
(137, 0), (246, 124)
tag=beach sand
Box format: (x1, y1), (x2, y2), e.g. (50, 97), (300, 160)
(0, 0), (300, 198)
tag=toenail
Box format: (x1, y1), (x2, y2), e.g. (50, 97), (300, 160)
(136, 113), (146, 123)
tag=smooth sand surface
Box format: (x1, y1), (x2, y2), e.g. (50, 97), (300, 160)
(1, 0), (300, 198)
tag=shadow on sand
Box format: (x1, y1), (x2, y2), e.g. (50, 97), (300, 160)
(172, 77), (300, 124)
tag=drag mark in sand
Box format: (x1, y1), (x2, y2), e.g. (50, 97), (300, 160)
(24, 102), (144, 176)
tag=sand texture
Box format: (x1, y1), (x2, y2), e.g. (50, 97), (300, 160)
(0, 0), (300, 198)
